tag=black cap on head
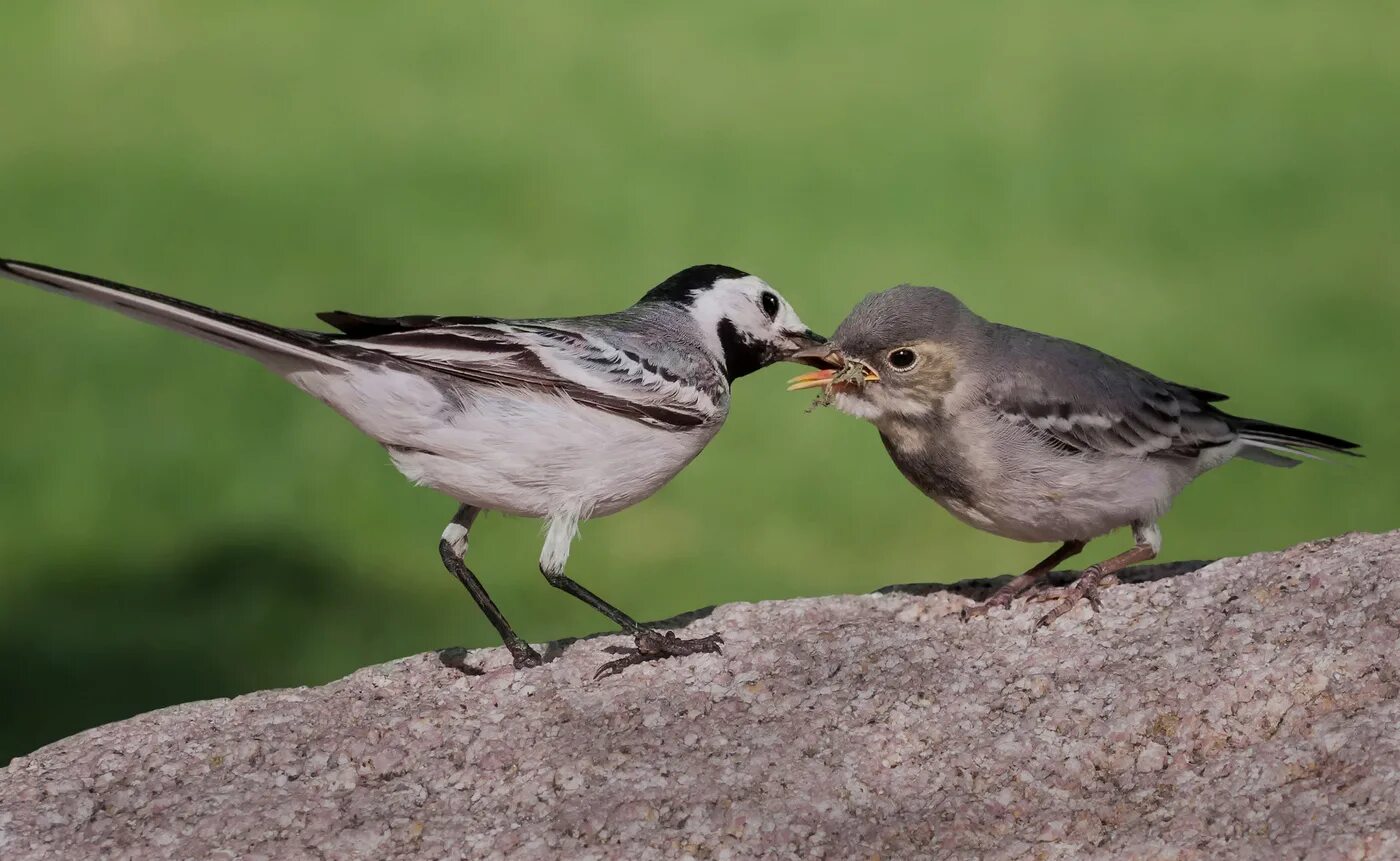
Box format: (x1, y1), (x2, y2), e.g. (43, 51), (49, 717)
(638, 264), (751, 305)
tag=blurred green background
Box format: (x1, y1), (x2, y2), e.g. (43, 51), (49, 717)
(1, 2), (1396, 761)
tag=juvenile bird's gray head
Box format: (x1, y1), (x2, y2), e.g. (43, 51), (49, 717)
(789, 284), (981, 421)
(640, 264), (825, 380)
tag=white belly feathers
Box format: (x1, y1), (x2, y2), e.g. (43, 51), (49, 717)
(287, 366), (722, 519)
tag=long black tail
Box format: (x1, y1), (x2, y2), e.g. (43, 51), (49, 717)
(0, 259), (348, 372)
(1236, 417), (1361, 467)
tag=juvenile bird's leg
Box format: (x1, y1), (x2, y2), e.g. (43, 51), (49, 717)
(961, 539), (1086, 620)
(439, 505), (543, 669)
(538, 515), (722, 679)
(1036, 523), (1161, 628)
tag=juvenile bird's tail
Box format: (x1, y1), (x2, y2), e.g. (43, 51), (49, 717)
(0, 259), (350, 373)
(1235, 417), (1361, 467)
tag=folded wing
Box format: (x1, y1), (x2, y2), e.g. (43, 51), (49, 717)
(982, 331), (1237, 460)
(319, 312), (723, 431)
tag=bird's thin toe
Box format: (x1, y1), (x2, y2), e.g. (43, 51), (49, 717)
(960, 593), (1016, 621)
(592, 630), (724, 680)
(960, 605), (988, 622)
(510, 647), (545, 670)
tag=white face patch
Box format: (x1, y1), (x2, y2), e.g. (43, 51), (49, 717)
(686, 276), (816, 365)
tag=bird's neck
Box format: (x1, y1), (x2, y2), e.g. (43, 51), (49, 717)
(713, 318), (770, 381)
(878, 412), (977, 507)
(679, 295), (770, 381)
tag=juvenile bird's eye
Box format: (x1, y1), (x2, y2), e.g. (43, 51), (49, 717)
(888, 348), (917, 370)
(760, 291), (780, 319)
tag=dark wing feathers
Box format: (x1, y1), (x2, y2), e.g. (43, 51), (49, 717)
(319, 315), (718, 430)
(1234, 418), (1360, 457)
(985, 329), (1237, 460)
(1181, 385), (1230, 403)
(317, 311), (500, 338)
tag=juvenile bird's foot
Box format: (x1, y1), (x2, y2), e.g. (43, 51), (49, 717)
(960, 591), (1016, 620)
(1034, 574), (1119, 628)
(1033, 537), (1157, 628)
(960, 583), (1040, 620)
(961, 540), (1087, 622)
(593, 630), (724, 679)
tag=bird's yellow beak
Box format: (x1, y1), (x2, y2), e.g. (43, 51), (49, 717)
(786, 369), (837, 391)
(785, 365), (880, 391)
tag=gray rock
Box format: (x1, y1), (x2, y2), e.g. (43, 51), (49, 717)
(2, 531), (1398, 860)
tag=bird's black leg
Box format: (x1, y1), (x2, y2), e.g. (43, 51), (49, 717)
(538, 563), (724, 679)
(537, 566), (645, 635)
(439, 505), (542, 669)
(962, 540), (1086, 620)
(1036, 524), (1161, 628)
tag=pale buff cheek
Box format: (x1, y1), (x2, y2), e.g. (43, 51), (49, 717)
(913, 351), (958, 397)
(877, 388), (939, 417)
(832, 390), (887, 421)
(833, 386), (930, 421)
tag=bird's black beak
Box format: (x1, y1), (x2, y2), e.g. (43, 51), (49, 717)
(786, 341), (842, 369)
(781, 329), (827, 360)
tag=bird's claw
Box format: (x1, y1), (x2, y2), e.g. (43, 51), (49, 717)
(509, 644), (544, 670)
(961, 576), (1054, 621)
(1035, 574), (1115, 628)
(593, 630), (724, 680)
(960, 592), (1014, 621)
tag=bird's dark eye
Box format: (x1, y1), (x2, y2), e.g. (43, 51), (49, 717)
(888, 348), (917, 370)
(760, 291), (780, 319)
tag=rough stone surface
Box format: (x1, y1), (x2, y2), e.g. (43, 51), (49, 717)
(2, 531), (1399, 860)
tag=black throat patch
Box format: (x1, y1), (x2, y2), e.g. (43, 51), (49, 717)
(716, 317), (770, 381)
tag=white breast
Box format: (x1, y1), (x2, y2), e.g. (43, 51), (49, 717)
(287, 366), (723, 519)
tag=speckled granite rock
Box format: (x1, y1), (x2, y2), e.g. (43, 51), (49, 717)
(2, 532), (1398, 860)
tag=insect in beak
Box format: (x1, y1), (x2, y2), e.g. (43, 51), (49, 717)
(786, 355), (880, 391)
